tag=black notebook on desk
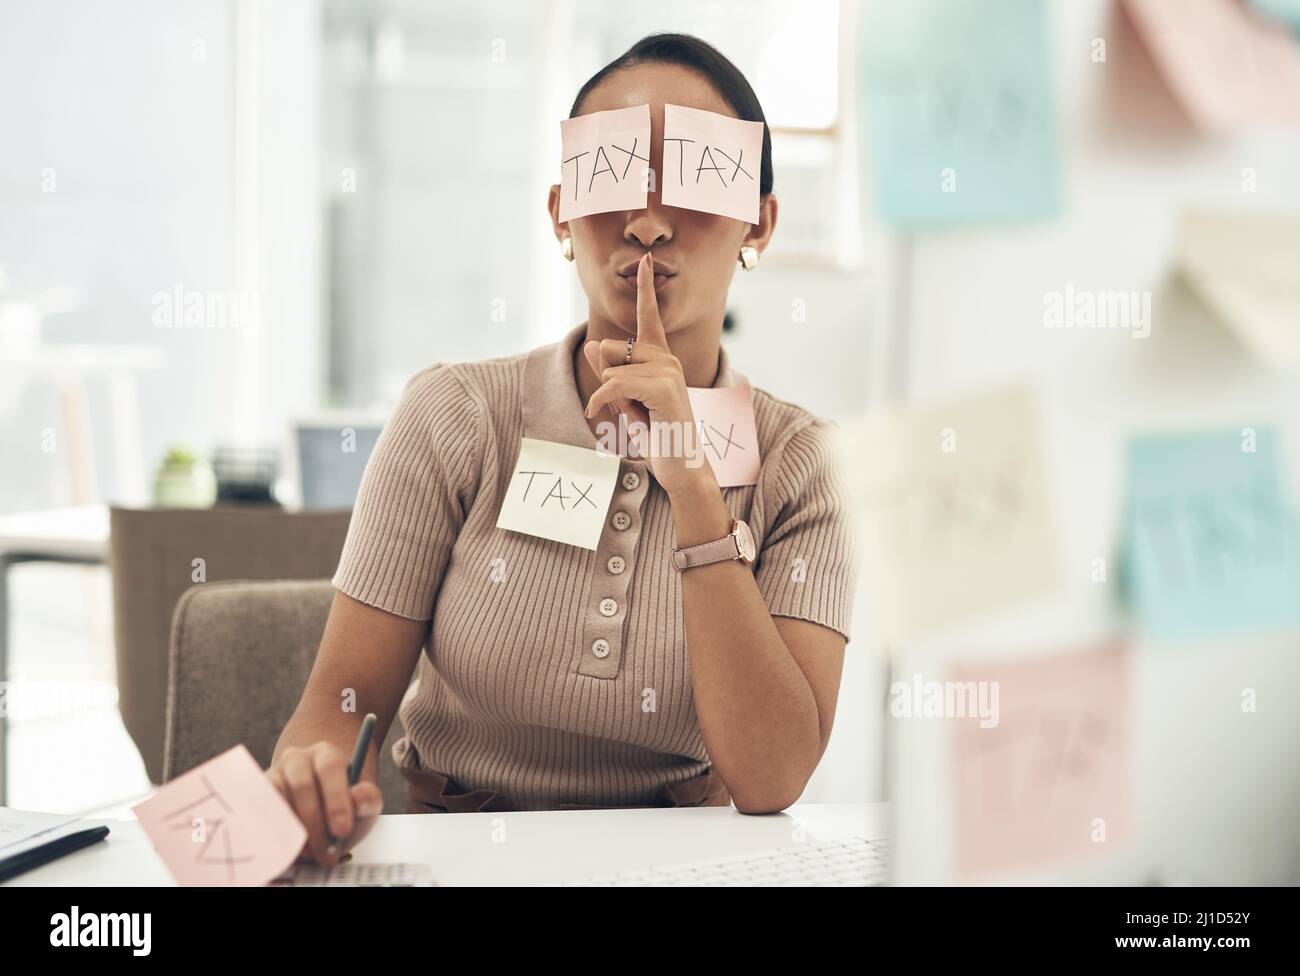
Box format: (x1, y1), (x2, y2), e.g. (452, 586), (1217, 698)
(0, 810), (111, 882)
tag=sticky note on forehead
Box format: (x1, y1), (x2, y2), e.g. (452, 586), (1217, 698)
(662, 103), (763, 224)
(559, 104), (651, 222)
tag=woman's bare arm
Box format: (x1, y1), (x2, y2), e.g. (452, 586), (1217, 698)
(269, 590), (428, 865)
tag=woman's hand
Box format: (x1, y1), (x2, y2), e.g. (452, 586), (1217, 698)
(582, 252), (715, 498)
(267, 741), (384, 868)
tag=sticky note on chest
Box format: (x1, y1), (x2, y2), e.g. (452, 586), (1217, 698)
(559, 104), (651, 222)
(662, 103), (764, 224)
(688, 386), (761, 487)
(497, 437), (621, 550)
(133, 744), (306, 886)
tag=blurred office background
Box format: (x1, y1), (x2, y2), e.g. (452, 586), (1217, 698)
(2, 0), (1298, 875)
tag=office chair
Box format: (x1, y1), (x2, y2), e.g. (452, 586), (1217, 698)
(162, 578), (410, 815)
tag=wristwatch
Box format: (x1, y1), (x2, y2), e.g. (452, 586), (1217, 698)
(671, 518), (756, 571)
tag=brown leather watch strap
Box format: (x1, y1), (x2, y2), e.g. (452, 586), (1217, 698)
(671, 519), (741, 571)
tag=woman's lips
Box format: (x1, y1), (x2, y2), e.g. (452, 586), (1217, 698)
(618, 271), (674, 292)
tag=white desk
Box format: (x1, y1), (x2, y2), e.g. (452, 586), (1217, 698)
(4, 802), (885, 885)
(0, 505), (110, 564)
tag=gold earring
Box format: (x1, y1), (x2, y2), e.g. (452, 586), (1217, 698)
(739, 245), (759, 271)
(561, 237), (574, 261)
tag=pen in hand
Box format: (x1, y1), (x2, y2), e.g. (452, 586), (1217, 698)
(326, 712), (377, 858)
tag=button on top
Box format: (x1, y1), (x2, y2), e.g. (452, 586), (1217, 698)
(606, 555), (625, 575)
(611, 510), (631, 531)
(598, 598), (618, 617)
(591, 638), (610, 658)
(622, 471), (641, 491)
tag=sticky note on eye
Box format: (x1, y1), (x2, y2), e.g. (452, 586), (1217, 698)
(662, 104), (764, 224)
(687, 386), (761, 487)
(133, 744), (307, 886)
(497, 437), (621, 550)
(559, 104), (651, 222)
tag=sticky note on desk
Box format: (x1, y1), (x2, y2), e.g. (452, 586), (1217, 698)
(1120, 427), (1300, 641)
(687, 385), (761, 487)
(496, 437), (621, 550)
(951, 639), (1132, 880)
(662, 104), (764, 224)
(860, 0), (1061, 226)
(133, 744), (306, 886)
(835, 386), (1060, 643)
(559, 104), (651, 222)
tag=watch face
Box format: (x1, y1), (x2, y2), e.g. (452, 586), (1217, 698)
(735, 520), (756, 562)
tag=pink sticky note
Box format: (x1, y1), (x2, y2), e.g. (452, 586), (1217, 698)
(133, 744), (307, 886)
(688, 385), (761, 487)
(662, 104), (764, 224)
(1124, 0), (1300, 133)
(950, 639), (1131, 880)
(559, 104), (651, 222)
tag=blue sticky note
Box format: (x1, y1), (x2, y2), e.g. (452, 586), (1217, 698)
(1121, 427), (1300, 641)
(860, 0), (1062, 227)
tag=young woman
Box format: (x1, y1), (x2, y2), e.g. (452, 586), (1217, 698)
(270, 33), (856, 868)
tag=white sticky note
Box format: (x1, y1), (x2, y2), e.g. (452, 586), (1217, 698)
(559, 104), (651, 222)
(496, 437), (621, 550)
(1178, 211), (1300, 374)
(687, 386), (761, 487)
(661, 103), (764, 224)
(835, 386), (1060, 643)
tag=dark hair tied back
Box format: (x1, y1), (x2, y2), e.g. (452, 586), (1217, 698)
(570, 32), (774, 196)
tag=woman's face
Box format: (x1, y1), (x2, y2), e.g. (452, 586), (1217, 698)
(548, 62), (777, 339)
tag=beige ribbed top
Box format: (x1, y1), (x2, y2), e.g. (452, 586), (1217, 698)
(332, 321), (856, 810)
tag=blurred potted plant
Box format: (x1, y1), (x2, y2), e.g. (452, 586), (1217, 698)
(153, 446), (217, 508)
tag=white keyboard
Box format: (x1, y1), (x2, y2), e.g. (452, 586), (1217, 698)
(274, 862), (435, 886)
(562, 835), (889, 886)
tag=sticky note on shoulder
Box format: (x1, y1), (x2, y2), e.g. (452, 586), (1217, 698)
(559, 104), (651, 222)
(133, 744), (306, 886)
(662, 104), (764, 224)
(688, 385), (761, 487)
(497, 437), (621, 550)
